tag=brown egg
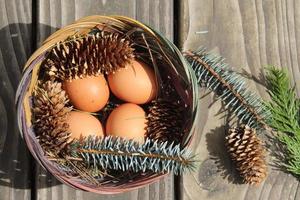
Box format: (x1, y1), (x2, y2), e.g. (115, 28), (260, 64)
(108, 59), (157, 104)
(106, 103), (147, 143)
(66, 111), (104, 139)
(64, 75), (109, 112)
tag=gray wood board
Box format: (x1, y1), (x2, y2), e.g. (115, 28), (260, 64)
(35, 0), (175, 199)
(180, 0), (300, 200)
(0, 0), (33, 200)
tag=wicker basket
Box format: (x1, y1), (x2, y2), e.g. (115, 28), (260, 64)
(16, 15), (199, 194)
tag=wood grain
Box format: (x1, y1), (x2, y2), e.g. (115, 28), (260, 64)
(0, 0), (33, 199)
(180, 0), (300, 200)
(35, 0), (175, 199)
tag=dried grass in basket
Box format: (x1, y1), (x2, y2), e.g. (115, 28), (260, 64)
(15, 15), (199, 194)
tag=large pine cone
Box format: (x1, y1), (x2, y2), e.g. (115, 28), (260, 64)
(44, 30), (134, 80)
(225, 125), (267, 185)
(32, 81), (73, 154)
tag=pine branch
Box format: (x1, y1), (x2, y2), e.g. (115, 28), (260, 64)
(265, 66), (300, 175)
(184, 48), (270, 129)
(265, 67), (300, 133)
(69, 136), (196, 175)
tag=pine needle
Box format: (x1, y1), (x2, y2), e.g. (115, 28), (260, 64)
(265, 66), (300, 175)
(69, 136), (197, 175)
(184, 48), (270, 129)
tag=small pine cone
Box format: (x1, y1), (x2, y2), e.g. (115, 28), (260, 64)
(44, 30), (135, 80)
(32, 81), (73, 154)
(225, 125), (267, 185)
(147, 99), (184, 144)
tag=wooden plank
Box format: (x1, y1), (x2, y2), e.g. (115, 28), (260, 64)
(180, 0), (300, 200)
(0, 0), (33, 199)
(35, 0), (175, 199)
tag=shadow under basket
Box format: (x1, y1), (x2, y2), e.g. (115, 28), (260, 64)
(16, 15), (199, 194)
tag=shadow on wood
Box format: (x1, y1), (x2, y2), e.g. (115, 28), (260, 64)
(238, 68), (267, 88)
(0, 23), (62, 189)
(0, 22), (33, 190)
(204, 126), (243, 185)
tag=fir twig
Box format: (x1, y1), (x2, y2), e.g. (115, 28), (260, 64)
(184, 48), (270, 129)
(69, 136), (196, 175)
(264, 66), (300, 175)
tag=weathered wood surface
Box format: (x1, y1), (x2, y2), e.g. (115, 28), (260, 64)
(180, 0), (300, 200)
(35, 0), (175, 200)
(0, 0), (33, 200)
(2, 0), (300, 199)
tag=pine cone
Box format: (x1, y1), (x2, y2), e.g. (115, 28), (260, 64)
(32, 81), (73, 154)
(44, 30), (135, 80)
(147, 99), (184, 144)
(225, 125), (267, 185)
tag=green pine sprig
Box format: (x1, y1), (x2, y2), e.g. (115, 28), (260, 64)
(265, 66), (300, 175)
(184, 48), (270, 129)
(69, 136), (197, 175)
